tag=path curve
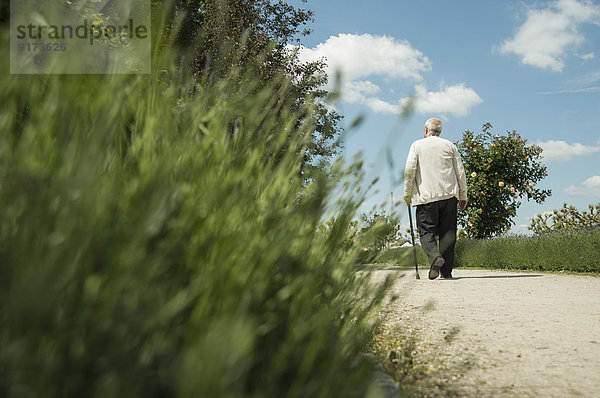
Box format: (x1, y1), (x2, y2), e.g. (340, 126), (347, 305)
(371, 268), (600, 397)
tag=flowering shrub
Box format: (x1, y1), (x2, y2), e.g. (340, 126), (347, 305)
(456, 123), (551, 238)
(530, 203), (600, 234)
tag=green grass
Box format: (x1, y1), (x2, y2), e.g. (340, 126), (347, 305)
(455, 228), (600, 273)
(0, 31), (395, 397)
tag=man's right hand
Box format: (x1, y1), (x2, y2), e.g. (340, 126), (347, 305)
(459, 199), (468, 210)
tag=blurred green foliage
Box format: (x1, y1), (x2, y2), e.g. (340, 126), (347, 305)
(455, 229), (600, 273)
(0, 25), (392, 397)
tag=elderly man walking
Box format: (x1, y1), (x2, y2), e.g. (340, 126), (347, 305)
(404, 118), (468, 280)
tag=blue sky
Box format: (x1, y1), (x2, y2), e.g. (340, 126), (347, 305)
(291, 0), (600, 233)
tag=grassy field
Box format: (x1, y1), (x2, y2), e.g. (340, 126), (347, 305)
(455, 228), (600, 273)
(365, 226), (600, 275)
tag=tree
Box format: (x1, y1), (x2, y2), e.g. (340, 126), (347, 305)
(456, 123), (551, 238)
(529, 203), (600, 234)
(169, 0), (314, 77)
(357, 212), (401, 251)
(165, 0), (343, 167)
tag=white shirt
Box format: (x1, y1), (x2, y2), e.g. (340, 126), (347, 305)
(403, 135), (467, 206)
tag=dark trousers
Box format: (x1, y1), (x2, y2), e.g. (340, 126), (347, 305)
(416, 197), (457, 276)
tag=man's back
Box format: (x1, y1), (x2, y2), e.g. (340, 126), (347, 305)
(404, 135), (466, 206)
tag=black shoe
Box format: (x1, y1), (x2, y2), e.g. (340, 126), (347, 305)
(428, 257), (444, 280)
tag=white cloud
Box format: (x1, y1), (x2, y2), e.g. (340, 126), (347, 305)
(293, 33), (482, 117)
(499, 0), (600, 71)
(566, 175), (600, 196)
(349, 83), (483, 117)
(539, 86), (600, 94)
(570, 70), (600, 86)
(365, 97), (401, 114)
(365, 83), (482, 116)
(537, 140), (600, 162)
(581, 52), (595, 60)
(292, 33), (429, 111)
(540, 70), (600, 94)
(295, 33), (431, 84)
(406, 84), (483, 117)
(343, 80), (381, 104)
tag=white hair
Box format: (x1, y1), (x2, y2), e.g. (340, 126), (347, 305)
(425, 118), (442, 133)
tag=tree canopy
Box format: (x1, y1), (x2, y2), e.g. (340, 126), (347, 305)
(165, 0), (343, 168)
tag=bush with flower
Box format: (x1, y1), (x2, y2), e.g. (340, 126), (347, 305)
(456, 123), (551, 238)
(529, 203), (600, 234)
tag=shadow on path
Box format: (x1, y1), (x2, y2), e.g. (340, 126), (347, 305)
(452, 274), (543, 280)
(359, 265), (545, 279)
(358, 265), (408, 271)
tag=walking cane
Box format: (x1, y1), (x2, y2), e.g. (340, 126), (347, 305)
(407, 204), (420, 279)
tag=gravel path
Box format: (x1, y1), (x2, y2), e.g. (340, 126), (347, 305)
(371, 267), (600, 397)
